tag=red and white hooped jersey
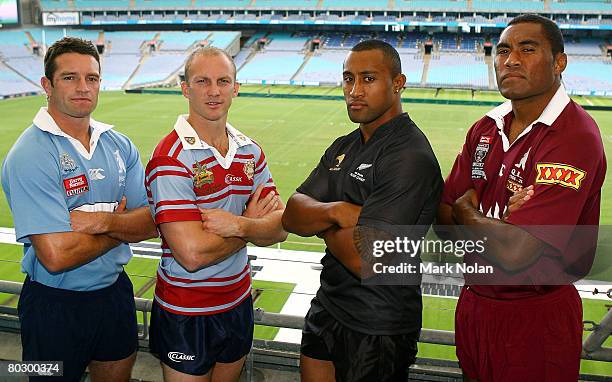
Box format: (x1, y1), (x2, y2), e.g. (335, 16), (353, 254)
(145, 115), (277, 315)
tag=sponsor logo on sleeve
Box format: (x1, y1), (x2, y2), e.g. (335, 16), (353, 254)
(471, 136), (492, 180)
(63, 175), (89, 197)
(535, 163), (586, 190)
(330, 154), (345, 171)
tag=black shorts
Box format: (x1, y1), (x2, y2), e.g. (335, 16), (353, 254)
(149, 295), (254, 376)
(301, 298), (419, 382)
(18, 271), (138, 382)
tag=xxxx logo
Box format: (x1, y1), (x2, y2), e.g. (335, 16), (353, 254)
(535, 163), (586, 190)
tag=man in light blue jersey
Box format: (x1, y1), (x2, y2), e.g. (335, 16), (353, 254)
(1, 37), (157, 382)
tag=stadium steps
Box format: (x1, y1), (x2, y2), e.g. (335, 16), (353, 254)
(316, 0), (324, 8)
(544, 0), (551, 11)
(249, 0), (257, 6)
(421, 54), (431, 85)
(388, 0), (396, 9)
(237, 47), (259, 72)
(0, 61), (41, 90)
(485, 55), (495, 89)
(467, 0), (473, 9)
(96, 31), (105, 47)
(24, 31), (36, 48)
(123, 54), (148, 89)
(290, 51), (314, 81)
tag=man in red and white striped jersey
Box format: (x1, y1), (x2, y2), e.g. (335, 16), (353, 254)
(145, 46), (287, 381)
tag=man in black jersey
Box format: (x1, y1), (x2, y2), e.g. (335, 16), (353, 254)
(282, 40), (443, 382)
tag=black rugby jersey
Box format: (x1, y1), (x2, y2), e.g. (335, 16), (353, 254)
(298, 113), (443, 335)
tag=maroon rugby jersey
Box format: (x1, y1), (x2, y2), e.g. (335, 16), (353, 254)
(442, 85), (606, 299)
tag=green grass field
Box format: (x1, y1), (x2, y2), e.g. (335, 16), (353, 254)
(0, 89), (611, 375)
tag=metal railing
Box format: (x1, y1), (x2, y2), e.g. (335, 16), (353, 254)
(0, 278), (610, 363)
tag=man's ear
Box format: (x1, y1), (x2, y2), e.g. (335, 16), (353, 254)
(554, 52), (567, 77)
(393, 73), (406, 94)
(41, 76), (52, 98)
(181, 80), (189, 99)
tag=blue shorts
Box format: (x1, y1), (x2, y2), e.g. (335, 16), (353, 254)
(149, 295), (254, 376)
(18, 271), (138, 382)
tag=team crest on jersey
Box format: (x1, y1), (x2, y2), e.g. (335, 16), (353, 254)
(193, 161), (214, 188)
(63, 174), (89, 197)
(506, 148), (530, 192)
(243, 159), (255, 181)
(185, 136), (196, 145)
(471, 136), (492, 180)
(60, 153), (78, 173)
(330, 154), (345, 171)
(535, 163), (586, 190)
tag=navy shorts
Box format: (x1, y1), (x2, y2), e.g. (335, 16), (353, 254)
(149, 296), (254, 376)
(301, 298), (419, 382)
(18, 271), (138, 382)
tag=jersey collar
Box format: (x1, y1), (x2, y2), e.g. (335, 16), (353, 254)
(485, 84), (570, 151)
(173, 114), (253, 169)
(173, 114), (253, 150)
(33, 107), (113, 160)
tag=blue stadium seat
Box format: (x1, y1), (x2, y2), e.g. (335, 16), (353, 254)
(427, 55), (489, 88)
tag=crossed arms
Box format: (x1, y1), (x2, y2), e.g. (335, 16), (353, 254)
(160, 185), (288, 273)
(282, 193), (363, 277)
(31, 196), (158, 273)
(436, 185), (547, 272)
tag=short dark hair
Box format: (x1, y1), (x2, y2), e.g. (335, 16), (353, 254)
(507, 14), (564, 57)
(44, 37), (100, 85)
(351, 39), (402, 78)
(184, 46), (236, 83)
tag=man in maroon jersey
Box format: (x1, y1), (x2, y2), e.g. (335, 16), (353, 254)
(437, 14), (606, 382)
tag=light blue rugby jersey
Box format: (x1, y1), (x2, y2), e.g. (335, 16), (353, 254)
(1, 108), (148, 291)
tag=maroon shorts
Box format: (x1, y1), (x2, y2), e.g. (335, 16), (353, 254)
(455, 285), (583, 382)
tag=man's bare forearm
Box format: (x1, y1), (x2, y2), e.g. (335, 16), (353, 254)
(98, 206), (158, 242)
(237, 210), (288, 246)
(31, 232), (121, 273)
(160, 221), (246, 272)
(282, 193), (337, 236)
(452, 198), (544, 272)
(323, 226), (362, 277)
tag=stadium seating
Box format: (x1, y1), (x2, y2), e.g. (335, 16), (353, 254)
(254, 0), (318, 7)
(194, 0), (250, 7)
(73, 0), (130, 9)
(472, 0), (544, 11)
(0, 66), (40, 97)
(265, 33), (309, 51)
(3, 57), (43, 83)
(551, 0), (610, 11)
(158, 32), (210, 51)
(565, 38), (604, 56)
(427, 55), (489, 88)
(400, 54), (425, 85)
(130, 53), (187, 86)
(563, 58), (612, 95)
(133, 0), (192, 9)
(39, 0), (72, 11)
(396, 0), (467, 9)
(293, 50), (346, 84)
(208, 31), (241, 50)
(106, 32), (156, 54)
(322, 0), (387, 8)
(100, 54), (140, 90)
(237, 51), (306, 82)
